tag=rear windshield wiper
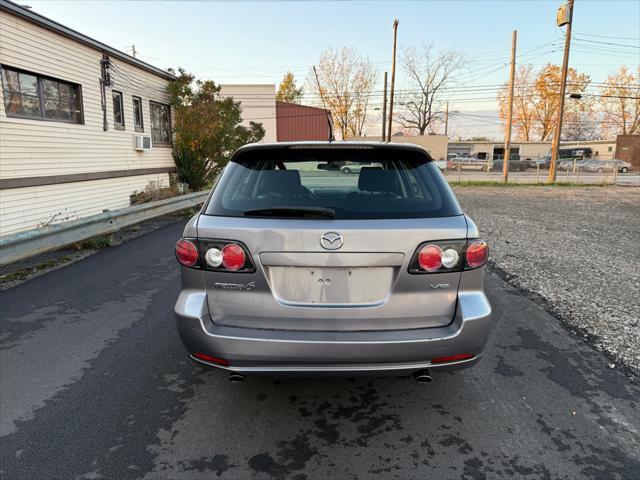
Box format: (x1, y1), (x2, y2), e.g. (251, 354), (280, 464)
(243, 207), (335, 218)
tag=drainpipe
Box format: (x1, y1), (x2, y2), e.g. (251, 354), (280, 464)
(100, 55), (111, 131)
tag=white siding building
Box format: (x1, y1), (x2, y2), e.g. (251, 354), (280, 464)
(0, 0), (176, 236)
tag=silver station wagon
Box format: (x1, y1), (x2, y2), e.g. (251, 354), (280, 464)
(174, 142), (492, 383)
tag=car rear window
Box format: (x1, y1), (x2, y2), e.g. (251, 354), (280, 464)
(204, 145), (462, 219)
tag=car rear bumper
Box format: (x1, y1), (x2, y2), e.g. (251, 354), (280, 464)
(174, 290), (492, 376)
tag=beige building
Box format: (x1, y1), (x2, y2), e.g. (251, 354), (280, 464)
(353, 134), (448, 161)
(0, 1), (176, 236)
(448, 140), (617, 160)
(219, 84), (277, 143)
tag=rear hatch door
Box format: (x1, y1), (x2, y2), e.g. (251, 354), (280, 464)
(198, 215), (467, 331)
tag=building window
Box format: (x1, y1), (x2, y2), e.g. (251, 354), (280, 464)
(132, 96), (144, 132)
(150, 101), (171, 146)
(1, 66), (83, 123)
(112, 90), (124, 129)
(608, 146), (613, 152)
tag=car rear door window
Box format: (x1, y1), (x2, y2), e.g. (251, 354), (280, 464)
(205, 146), (462, 219)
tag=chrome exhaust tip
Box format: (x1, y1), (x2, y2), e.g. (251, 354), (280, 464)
(228, 373), (246, 383)
(413, 370), (432, 384)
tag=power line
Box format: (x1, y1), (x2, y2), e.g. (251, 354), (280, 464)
(573, 31), (640, 42)
(572, 37), (640, 49)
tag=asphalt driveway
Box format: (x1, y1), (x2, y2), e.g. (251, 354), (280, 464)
(1, 219), (638, 480)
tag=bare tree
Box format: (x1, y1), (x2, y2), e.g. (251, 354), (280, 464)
(308, 47), (377, 139)
(562, 96), (600, 141)
(397, 44), (466, 135)
(599, 66), (640, 137)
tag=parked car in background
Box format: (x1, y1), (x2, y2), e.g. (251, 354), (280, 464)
(615, 160), (632, 173)
(447, 156), (493, 172)
(558, 158), (590, 172)
(340, 162), (379, 174)
(174, 142), (492, 382)
(491, 158), (529, 172)
(528, 157), (549, 169)
(584, 159), (632, 173)
(434, 159), (447, 171)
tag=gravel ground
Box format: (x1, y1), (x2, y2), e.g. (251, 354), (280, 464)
(454, 185), (640, 377)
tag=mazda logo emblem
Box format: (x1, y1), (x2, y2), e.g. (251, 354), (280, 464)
(320, 232), (343, 250)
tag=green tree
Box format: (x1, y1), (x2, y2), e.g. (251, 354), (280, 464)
(276, 71), (304, 103)
(168, 69), (265, 191)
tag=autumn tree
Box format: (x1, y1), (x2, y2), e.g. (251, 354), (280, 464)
(497, 63), (591, 141)
(168, 69), (265, 191)
(308, 47), (377, 139)
(398, 44), (466, 135)
(498, 64), (536, 140)
(276, 71), (304, 103)
(599, 66), (640, 137)
(532, 64), (591, 140)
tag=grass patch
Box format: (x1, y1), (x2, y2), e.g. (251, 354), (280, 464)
(0, 255), (74, 284)
(449, 180), (608, 188)
(73, 235), (113, 250)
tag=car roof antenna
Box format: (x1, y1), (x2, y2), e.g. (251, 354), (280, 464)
(313, 66), (335, 142)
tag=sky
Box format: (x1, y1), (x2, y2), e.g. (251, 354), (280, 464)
(24, 0), (640, 139)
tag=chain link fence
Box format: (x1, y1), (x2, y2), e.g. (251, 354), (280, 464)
(441, 153), (638, 186)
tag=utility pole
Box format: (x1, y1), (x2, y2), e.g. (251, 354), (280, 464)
(131, 45), (137, 58)
(548, 0), (575, 183)
(444, 101), (449, 137)
(381, 71), (388, 141)
(387, 19), (399, 142)
(503, 30), (517, 183)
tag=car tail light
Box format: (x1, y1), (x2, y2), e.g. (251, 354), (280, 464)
(175, 239), (199, 267)
(409, 239), (488, 274)
(221, 244), (245, 271)
(418, 245), (443, 272)
(175, 238), (254, 273)
(192, 352), (230, 366)
(431, 353), (475, 364)
(466, 240), (489, 269)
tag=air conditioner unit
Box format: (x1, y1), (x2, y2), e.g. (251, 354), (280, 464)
(133, 135), (152, 151)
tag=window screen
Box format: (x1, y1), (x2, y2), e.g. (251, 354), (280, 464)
(1, 66), (83, 123)
(150, 101), (171, 145)
(132, 96), (143, 131)
(112, 91), (124, 128)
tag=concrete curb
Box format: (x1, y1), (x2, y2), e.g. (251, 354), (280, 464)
(0, 191), (209, 266)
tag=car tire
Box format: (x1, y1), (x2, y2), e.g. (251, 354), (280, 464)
(342, 167), (351, 174)
(621, 167), (628, 173)
(597, 168), (603, 173)
(482, 166), (488, 172)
